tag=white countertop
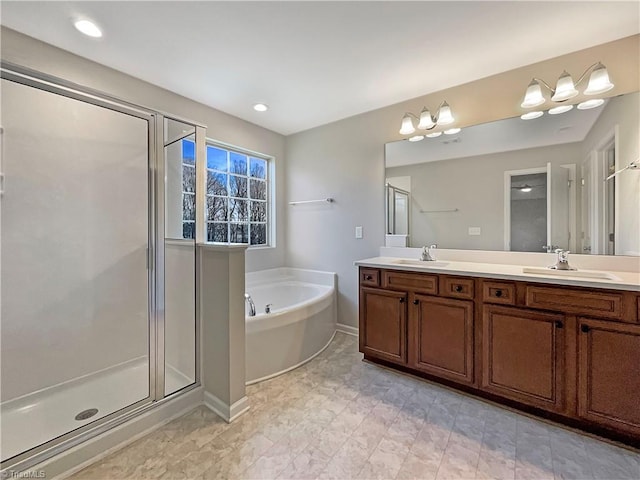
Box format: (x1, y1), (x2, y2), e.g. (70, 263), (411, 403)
(355, 256), (640, 291)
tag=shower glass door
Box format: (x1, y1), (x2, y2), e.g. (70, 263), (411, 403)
(0, 78), (153, 463)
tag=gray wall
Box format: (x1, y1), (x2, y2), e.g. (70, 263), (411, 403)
(1, 27), (287, 272)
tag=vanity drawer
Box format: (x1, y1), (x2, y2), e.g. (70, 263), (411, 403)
(384, 270), (438, 295)
(526, 285), (623, 320)
(482, 281), (516, 305)
(360, 268), (380, 287)
(440, 276), (474, 300)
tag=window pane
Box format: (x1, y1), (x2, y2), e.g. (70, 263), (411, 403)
(250, 157), (266, 179)
(207, 222), (228, 243)
(250, 224), (267, 245)
(249, 179), (266, 200)
(182, 139), (195, 165)
(182, 165), (195, 193)
(229, 199), (248, 222)
(230, 223), (248, 243)
(230, 152), (247, 175)
(207, 146), (227, 171)
(250, 201), (266, 222)
(229, 175), (247, 198)
(183, 222), (195, 239)
(207, 196), (228, 221)
(207, 171), (227, 196)
(182, 193), (195, 221)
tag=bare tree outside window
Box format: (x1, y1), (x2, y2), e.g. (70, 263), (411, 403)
(182, 140), (269, 246)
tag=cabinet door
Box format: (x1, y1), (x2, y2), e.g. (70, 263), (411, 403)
(482, 305), (565, 413)
(409, 295), (474, 384)
(359, 287), (407, 365)
(577, 318), (640, 436)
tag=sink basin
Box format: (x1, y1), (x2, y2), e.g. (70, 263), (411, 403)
(522, 267), (621, 281)
(390, 259), (450, 268)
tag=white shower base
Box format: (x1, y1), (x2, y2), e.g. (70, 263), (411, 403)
(0, 358), (189, 462)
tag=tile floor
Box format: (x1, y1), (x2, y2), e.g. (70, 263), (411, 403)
(71, 333), (640, 480)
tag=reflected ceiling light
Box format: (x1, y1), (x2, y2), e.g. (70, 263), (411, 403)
(519, 185), (533, 193)
(74, 19), (102, 38)
(521, 111), (544, 120)
(549, 105), (573, 115)
(253, 103), (269, 112)
(443, 127), (461, 135)
(520, 62), (614, 110)
(408, 135), (424, 142)
(398, 101), (456, 136)
(577, 98), (605, 110)
(426, 131), (442, 138)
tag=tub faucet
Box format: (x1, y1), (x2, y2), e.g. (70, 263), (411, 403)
(421, 244), (437, 261)
(549, 249), (577, 271)
(244, 293), (256, 317)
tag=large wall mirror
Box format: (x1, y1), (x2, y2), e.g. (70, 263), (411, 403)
(385, 91), (640, 256)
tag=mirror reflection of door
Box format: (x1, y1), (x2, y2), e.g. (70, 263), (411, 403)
(605, 142), (616, 255)
(386, 183), (410, 236)
(509, 172), (548, 252)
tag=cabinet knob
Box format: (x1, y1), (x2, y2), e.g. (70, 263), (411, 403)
(454, 285), (463, 293)
(555, 321), (563, 329)
(581, 324), (590, 333)
(399, 297), (405, 303)
(413, 299), (419, 305)
(494, 289), (503, 298)
(364, 275), (372, 281)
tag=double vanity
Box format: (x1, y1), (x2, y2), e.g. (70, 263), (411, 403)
(356, 254), (640, 445)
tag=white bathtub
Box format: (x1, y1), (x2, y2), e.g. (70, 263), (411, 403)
(245, 268), (337, 384)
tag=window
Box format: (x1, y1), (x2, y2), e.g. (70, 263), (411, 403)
(181, 139), (271, 246)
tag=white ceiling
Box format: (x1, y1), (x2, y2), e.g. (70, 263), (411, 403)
(1, 1), (639, 135)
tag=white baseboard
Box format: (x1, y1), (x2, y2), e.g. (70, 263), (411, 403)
(203, 391), (250, 423)
(336, 323), (358, 337)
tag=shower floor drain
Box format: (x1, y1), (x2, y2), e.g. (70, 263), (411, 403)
(75, 408), (99, 421)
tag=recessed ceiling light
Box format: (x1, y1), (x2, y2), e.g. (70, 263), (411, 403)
(74, 19), (102, 38)
(253, 103), (268, 112)
(548, 105), (573, 115)
(425, 132), (442, 138)
(521, 111), (544, 120)
(408, 135), (424, 142)
(444, 128), (461, 135)
(577, 99), (605, 110)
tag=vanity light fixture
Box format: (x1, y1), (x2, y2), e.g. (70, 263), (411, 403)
(74, 19), (102, 38)
(520, 62), (614, 109)
(399, 101), (455, 136)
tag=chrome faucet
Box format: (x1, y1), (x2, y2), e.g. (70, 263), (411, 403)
(549, 249), (577, 271)
(420, 244), (437, 261)
(244, 293), (256, 317)
(265, 303), (273, 314)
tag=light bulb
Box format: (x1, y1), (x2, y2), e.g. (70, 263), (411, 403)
(408, 135), (424, 142)
(521, 111), (544, 120)
(425, 132), (442, 138)
(521, 79), (545, 108)
(399, 114), (416, 135)
(436, 102), (454, 125)
(584, 63), (614, 95)
(549, 105), (573, 115)
(443, 128), (461, 135)
(551, 71), (578, 102)
(577, 99), (605, 110)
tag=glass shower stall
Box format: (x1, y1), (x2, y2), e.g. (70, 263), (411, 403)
(0, 64), (203, 472)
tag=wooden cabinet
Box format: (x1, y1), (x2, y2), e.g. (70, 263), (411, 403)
(410, 294), (474, 384)
(482, 305), (565, 413)
(359, 287), (407, 365)
(577, 318), (640, 436)
(358, 266), (640, 444)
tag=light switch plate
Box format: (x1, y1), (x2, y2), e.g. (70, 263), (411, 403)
(468, 227), (481, 236)
(355, 226), (363, 239)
